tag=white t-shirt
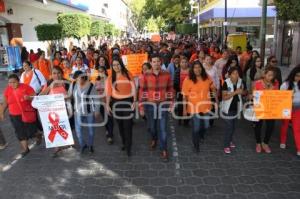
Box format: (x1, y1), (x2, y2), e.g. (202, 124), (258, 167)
(20, 69), (47, 94)
(72, 64), (89, 74)
(204, 64), (220, 90)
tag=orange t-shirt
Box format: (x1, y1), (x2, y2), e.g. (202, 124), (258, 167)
(240, 52), (251, 71)
(34, 59), (51, 80)
(53, 59), (61, 67)
(63, 67), (72, 80)
(23, 71), (33, 85)
(182, 77), (215, 114)
(106, 73), (135, 99)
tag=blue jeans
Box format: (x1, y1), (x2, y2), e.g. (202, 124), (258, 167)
(144, 104), (169, 151)
(223, 111), (238, 148)
(192, 113), (209, 149)
(74, 113), (95, 148)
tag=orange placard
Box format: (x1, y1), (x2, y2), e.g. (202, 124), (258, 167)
(151, 34), (161, 42)
(253, 90), (293, 119)
(122, 53), (148, 77)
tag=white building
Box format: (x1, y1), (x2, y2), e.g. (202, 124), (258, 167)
(0, 0), (135, 54)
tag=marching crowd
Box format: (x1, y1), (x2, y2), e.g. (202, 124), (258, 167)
(0, 37), (299, 162)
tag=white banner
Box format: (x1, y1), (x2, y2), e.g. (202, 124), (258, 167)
(32, 94), (74, 148)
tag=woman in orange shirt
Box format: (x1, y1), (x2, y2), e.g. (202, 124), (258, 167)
(52, 51), (62, 69)
(182, 61), (217, 153)
(34, 51), (52, 80)
(61, 59), (73, 81)
(106, 57), (136, 157)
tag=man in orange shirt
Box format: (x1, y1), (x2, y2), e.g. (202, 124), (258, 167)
(239, 45), (253, 72)
(34, 51), (51, 80)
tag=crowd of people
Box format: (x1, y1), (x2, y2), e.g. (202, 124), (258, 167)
(0, 36), (299, 162)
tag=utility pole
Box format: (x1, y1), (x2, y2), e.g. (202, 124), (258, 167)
(197, 0), (200, 39)
(224, 0), (228, 47)
(260, 0), (267, 66)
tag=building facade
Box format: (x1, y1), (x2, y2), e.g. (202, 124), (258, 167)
(0, 0), (135, 50)
(194, 0), (276, 49)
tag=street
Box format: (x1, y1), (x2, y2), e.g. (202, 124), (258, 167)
(0, 76), (300, 199)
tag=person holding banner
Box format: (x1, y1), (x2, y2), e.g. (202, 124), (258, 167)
(280, 66), (300, 156)
(252, 67), (279, 153)
(221, 67), (247, 154)
(106, 57), (136, 157)
(70, 71), (100, 154)
(0, 74), (37, 157)
(40, 66), (72, 157)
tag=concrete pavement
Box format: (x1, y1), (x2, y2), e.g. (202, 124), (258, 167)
(0, 75), (300, 199)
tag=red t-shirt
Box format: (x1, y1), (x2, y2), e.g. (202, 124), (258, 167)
(180, 70), (189, 90)
(254, 79), (279, 90)
(4, 83), (35, 116)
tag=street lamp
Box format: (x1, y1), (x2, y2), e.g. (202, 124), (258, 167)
(190, 0), (200, 39)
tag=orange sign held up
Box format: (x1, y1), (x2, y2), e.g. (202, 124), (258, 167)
(253, 90), (293, 119)
(151, 34), (161, 42)
(122, 53), (148, 77)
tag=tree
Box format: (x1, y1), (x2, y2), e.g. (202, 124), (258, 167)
(146, 17), (159, 32)
(129, 0), (147, 32)
(90, 20), (106, 37)
(274, 0), (300, 21)
(57, 13), (91, 39)
(35, 24), (62, 41)
(176, 23), (197, 34)
(104, 23), (121, 37)
(144, 0), (191, 29)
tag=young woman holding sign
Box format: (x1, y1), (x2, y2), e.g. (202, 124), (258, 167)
(252, 67), (279, 154)
(280, 66), (300, 156)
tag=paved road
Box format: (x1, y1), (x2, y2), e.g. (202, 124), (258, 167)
(0, 71), (300, 199)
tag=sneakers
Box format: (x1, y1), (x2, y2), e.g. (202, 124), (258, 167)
(230, 142), (236, 148)
(224, 147), (231, 154)
(0, 143), (8, 150)
(107, 137), (113, 145)
(262, 143), (271, 153)
(256, 144), (262, 153)
(280, 143), (286, 149)
(89, 146), (94, 153)
(80, 144), (88, 154)
(160, 150), (168, 162)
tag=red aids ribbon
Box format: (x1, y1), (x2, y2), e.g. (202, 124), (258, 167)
(48, 112), (68, 143)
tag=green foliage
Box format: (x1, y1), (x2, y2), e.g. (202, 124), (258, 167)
(90, 20), (106, 37)
(35, 24), (62, 41)
(146, 16), (165, 33)
(176, 23), (197, 34)
(129, 0), (147, 32)
(144, 0), (191, 28)
(274, 0), (300, 21)
(104, 23), (121, 37)
(57, 13), (91, 39)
